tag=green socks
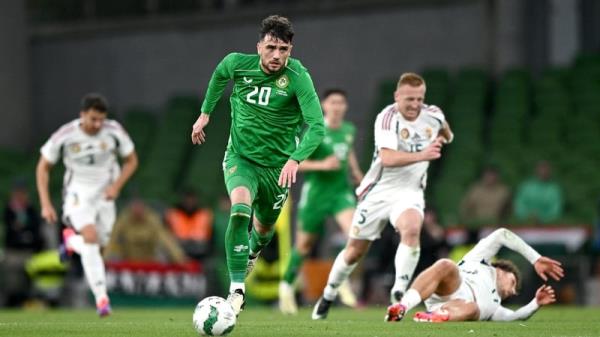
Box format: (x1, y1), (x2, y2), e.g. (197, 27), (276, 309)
(249, 226), (274, 257)
(282, 249), (304, 284)
(225, 203), (252, 283)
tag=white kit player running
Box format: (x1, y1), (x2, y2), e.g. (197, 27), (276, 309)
(388, 228), (564, 322)
(36, 94), (138, 317)
(312, 73), (454, 321)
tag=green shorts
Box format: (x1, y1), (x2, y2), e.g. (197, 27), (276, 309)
(297, 184), (356, 234)
(223, 152), (288, 226)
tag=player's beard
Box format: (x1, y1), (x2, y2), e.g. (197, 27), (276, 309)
(263, 59), (282, 73)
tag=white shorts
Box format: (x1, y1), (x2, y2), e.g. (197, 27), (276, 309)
(349, 189), (424, 241)
(62, 183), (116, 246)
(424, 275), (475, 312)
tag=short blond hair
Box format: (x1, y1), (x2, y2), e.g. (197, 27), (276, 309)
(397, 72), (426, 88)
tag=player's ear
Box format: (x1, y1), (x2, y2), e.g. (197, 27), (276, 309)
(256, 41), (261, 53)
(393, 88), (401, 102)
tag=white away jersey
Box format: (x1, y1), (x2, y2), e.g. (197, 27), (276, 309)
(41, 119), (135, 188)
(458, 229), (541, 320)
(356, 104), (444, 200)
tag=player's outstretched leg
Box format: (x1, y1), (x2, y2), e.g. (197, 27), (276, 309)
(77, 225), (111, 317)
(334, 209), (359, 308)
(312, 240), (367, 320)
(225, 203), (252, 315)
(414, 299), (477, 322)
(388, 259), (461, 322)
(390, 209), (422, 303)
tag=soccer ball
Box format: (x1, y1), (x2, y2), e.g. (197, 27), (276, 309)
(193, 296), (236, 336)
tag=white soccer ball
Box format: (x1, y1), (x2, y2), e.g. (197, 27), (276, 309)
(193, 296), (237, 336)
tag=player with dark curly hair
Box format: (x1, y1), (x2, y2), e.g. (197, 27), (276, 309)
(191, 15), (325, 316)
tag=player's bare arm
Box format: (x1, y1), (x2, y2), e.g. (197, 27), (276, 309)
(379, 139), (442, 167)
(348, 150), (364, 184)
(438, 120), (454, 143)
(191, 113), (210, 145)
(105, 151), (139, 200)
(298, 155), (340, 172)
(35, 155), (57, 224)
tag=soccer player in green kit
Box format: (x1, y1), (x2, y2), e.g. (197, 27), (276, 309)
(190, 15), (325, 315)
(279, 89), (364, 314)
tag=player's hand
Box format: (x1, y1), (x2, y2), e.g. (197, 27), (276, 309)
(534, 256), (564, 281)
(535, 285), (556, 306)
(104, 184), (120, 200)
(420, 140), (442, 161)
(320, 155), (340, 171)
(279, 159), (299, 188)
(41, 203), (58, 224)
(191, 113), (210, 145)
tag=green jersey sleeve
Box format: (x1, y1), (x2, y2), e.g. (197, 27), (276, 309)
(290, 71), (325, 162)
(200, 53), (237, 115)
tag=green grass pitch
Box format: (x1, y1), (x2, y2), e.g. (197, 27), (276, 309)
(1, 306), (599, 337)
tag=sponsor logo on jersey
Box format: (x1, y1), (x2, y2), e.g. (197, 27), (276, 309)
(400, 128), (410, 139)
(228, 165), (237, 175)
(276, 74), (289, 89)
(69, 143), (81, 153)
(352, 226), (360, 236)
(243, 76), (253, 84)
(100, 141), (108, 151)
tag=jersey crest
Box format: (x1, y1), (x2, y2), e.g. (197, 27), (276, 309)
(276, 74), (289, 89)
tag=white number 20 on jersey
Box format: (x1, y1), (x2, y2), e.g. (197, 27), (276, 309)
(246, 86), (271, 106)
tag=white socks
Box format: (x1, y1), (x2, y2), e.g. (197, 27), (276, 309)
(323, 250), (357, 301)
(391, 243), (420, 294)
(66, 234), (85, 254)
(230, 282), (245, 293)
(400, 288), (422, 311)
(80, 243), (108, 304)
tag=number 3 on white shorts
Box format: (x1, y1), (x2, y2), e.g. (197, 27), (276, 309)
(273, 193), (288, 210)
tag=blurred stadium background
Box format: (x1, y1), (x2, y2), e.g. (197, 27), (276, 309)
(1, 0), (599, 314)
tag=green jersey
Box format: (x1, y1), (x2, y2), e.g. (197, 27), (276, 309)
(304, 121), (356, 192)
(201, 52), (325, 168)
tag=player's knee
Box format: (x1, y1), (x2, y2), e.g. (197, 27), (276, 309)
(229, 187), (252, 205)
(435, 259), (456, 271)
(253, 221), (271, 235)
(398, 222), (421, 242)
(81, 226), (98, 243)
